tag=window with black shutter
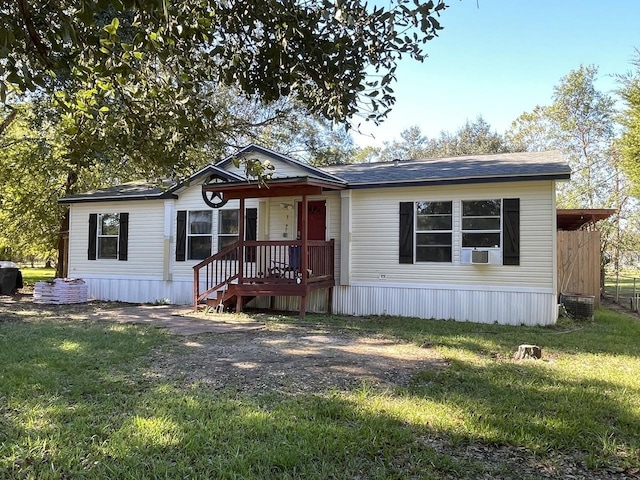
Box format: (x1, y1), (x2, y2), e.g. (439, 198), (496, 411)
(88, 212), (129, 260)
(399, 198), (520, 265)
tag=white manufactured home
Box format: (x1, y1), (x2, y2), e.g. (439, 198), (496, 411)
(59, 145), (571, 326)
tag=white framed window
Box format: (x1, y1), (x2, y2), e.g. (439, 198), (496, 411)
(218, 209), (239, 250)
(97, 213), (119, 259)
(415, 201), (452, 262)
(187, 210), (212, 260)
(461, 200), (501, 248)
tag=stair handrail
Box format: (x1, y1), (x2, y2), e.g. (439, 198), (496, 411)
(193, 241), (241, 309)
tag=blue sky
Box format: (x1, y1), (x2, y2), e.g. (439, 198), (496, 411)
(351, 0), (640, 147)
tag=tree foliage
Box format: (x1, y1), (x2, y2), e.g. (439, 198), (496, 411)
(0, 104), (120, 262)
(506, 65), (637, 279)
(507, 65), (617, 208)
(431, 116), (511, 157)
(375, 116), (511, 162)
(618, 51), (640, 197)
(1, 0), (449, 266)
(0, 92), (362, 262)
(2, 0), (447, 130)
(232, 108), (358, 166)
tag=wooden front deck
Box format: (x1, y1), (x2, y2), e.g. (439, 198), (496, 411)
(193, 239), (335, 315)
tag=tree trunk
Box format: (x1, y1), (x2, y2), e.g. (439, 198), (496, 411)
(55, 209), (69, 278)
(514, 344), (542, 360)
(55, 169), (78, 278)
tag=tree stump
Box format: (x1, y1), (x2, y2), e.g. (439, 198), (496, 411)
(514, 344), (542, 360)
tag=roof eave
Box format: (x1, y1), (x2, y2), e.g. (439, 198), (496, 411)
(345, 172), (571, 189)
(58, 192), (178, 204)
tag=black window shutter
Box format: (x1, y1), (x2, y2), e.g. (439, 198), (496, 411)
(88, 214), (97, 260)
(399, 202), (414, 264)
(503, 198), (520, 265)
(118, 213), (129, 261)
(176, 210), (186, 261)
(245, 208), (257, 262)
(245, 208), (257, 241)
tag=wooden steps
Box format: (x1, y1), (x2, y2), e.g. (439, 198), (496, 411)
(203, 286), (255, 312)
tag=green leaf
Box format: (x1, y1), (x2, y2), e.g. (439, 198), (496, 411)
(103, 18), (120, 36)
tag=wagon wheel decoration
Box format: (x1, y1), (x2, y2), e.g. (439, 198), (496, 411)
(201, 175), (229, 208)
(201, 188), (228, 208)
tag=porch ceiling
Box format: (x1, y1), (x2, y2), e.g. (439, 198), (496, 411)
(556, 208), (616, 230)
(202, 176), (346, 199)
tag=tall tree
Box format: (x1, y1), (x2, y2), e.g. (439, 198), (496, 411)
(378, 125), (429, 162)
(507, 66), (617, 208)
(242, 109), (358, 166)
(0, 104), (114, 265)
(1, 0), (449, 269)
(507, 65), (633, 281)
(1, 1), (447, 152)
(549, 66), (616, 208)
(430, 116), (511, 157)
(376, 117), (511, 162)
(618, 50), (640, 197)
(505, 106), (553, 152)
(0, 93), (359, 265)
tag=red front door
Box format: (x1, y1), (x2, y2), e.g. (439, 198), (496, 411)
(297, 200), (326, 240)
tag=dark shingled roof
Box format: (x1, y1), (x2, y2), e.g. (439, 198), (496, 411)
(322, 150), (570, 188)
(59, 180), (177, 204)
(59, 150), (571, 203)
(58, 165), (240, 203)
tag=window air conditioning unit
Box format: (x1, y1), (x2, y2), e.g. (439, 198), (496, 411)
(471, 249), (490, 264)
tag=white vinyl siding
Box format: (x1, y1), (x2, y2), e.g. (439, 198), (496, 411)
(349, 181), (556, 289)
(68, 201), (165, 277)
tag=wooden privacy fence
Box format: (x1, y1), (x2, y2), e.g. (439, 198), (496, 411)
(557, 230), (601, 307)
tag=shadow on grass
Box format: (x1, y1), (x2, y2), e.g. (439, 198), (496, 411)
(2, 305), (640, 478)
(408, 357), (640, 466)
(0, 321), (469, 479)
(0, 315), (459, 478)
(285, 306), (640, 359)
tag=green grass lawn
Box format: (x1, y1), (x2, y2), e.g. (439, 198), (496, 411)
(1, 307), (639, 478)
(18, 267), (55, 286)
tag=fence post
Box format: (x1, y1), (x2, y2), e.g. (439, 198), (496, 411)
(634, 277), (638, 312)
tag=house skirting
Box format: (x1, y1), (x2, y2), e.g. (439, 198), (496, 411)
(78, 276), (557, 326)
(78, 275), (332, 311)
(332, 283), (558, 326)
(80, 275), (193, 305)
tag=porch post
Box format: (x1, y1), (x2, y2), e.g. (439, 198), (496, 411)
(300, 194), (308, 317)
(237, 197), (245, 312)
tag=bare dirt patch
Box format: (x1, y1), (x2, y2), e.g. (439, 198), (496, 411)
(148, 323), (445, 393)
(1, 294), (444, 393)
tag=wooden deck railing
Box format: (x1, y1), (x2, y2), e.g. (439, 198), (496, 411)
(193, 239), (335, 309)
(192, 242), (241, 309)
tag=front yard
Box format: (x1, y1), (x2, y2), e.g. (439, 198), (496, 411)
(1, 299), (639, 479)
